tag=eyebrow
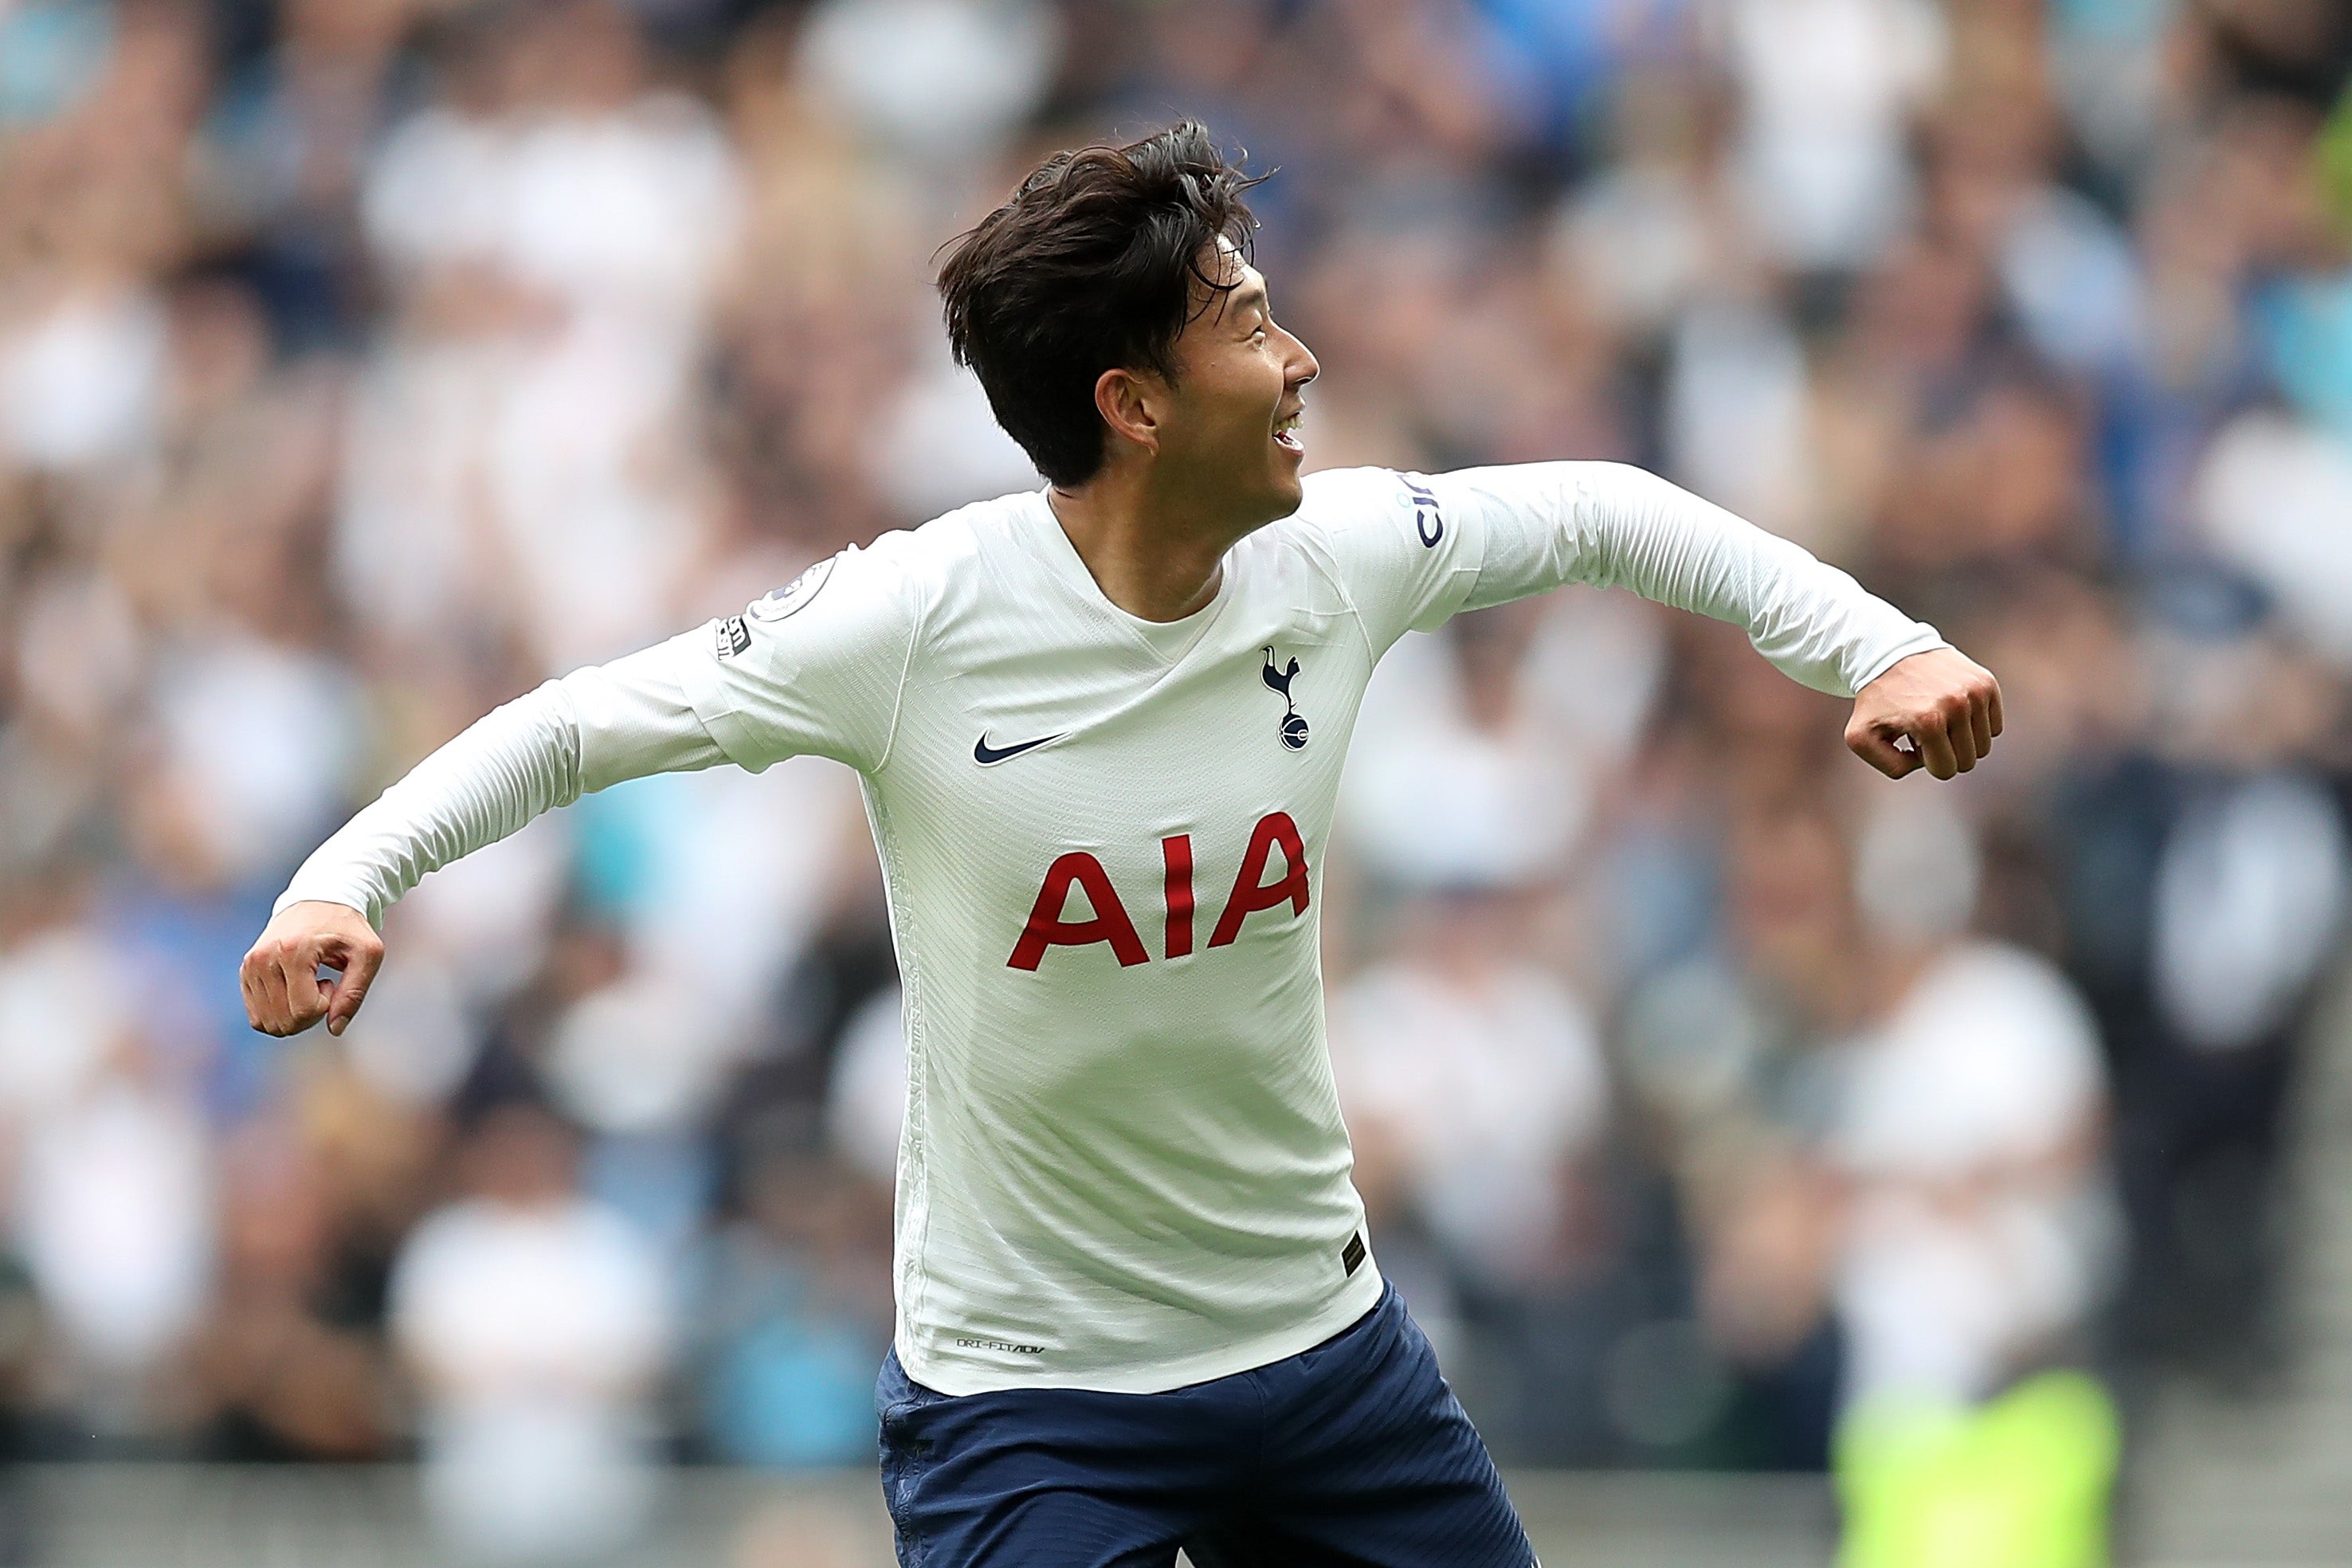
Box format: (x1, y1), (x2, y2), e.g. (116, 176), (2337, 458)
(1226, 280), (1268, 324)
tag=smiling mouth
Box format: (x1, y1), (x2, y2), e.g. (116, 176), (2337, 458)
(1273, 407), (1303, 452)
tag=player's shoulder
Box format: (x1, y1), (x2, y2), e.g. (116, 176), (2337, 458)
(764, 491), (1029, 622)
(1249, 465), (1453, 574)
(1250, 468), (1400, 552)
(839, 494), (1008, 578)
(1289, 465), (1423, 527)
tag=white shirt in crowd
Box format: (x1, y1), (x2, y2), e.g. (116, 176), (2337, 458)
(392, 1194), (671, 1562)
(345, 87), (742, 674)
(283, 461), (1944, 1396)
(1329, 953), (1609, 1285)
(1834, 940), (2115, 1405)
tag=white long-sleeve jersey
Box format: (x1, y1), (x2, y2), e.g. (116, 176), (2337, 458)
(282, 463), (1945, 1396)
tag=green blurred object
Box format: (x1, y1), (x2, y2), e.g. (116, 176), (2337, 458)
(2325, 84), (2352, 233)
(1835, 1372), (2121, 1568)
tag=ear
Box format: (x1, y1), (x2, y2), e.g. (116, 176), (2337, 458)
(1093, 366), (1166, 457)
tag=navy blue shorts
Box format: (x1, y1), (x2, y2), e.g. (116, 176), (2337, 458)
(876, 1283), (1536, 1566)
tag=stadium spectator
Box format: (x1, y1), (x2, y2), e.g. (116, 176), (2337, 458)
(391, 1097), (672, 1563)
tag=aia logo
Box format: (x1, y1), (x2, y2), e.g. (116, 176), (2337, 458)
(1007, 813), (1311, 971)
(1403, 476), (1444, 547)
(1263, 649), (1310, 751)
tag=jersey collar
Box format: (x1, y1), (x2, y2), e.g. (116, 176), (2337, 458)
(1021, 488), (1237, 663)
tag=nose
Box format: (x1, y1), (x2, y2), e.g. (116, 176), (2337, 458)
(1283, 327), (1319, 389)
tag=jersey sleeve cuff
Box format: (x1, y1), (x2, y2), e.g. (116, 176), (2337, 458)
(1852, 627), (1951, 694)
(272, 884), (382, 930)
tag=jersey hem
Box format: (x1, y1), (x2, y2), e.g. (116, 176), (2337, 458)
(894, 1262), (1387, 1397)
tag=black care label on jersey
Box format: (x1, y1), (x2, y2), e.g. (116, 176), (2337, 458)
(1341, 1231), (1366, 1276)
(716, 615), (751, 659)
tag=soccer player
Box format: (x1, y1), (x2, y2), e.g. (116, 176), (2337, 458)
(243, 123), (1999, 1566)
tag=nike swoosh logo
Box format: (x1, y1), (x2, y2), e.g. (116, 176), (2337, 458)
(974, 731), (1064, 766)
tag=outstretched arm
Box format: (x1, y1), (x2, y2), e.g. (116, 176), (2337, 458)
(241, 640), (727, 1037)
(1446, 461), (2001, 779)
(244, 536), (923, 1039)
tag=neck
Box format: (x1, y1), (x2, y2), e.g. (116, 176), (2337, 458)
(1047, 463), (1254, 623)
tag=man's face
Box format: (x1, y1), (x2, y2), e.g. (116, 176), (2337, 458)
(1153, 253), (1319, 524)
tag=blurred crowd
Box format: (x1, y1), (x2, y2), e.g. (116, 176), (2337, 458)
(0, 0), (2350, 1558)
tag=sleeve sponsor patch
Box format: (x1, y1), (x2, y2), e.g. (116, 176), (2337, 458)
(716, 615), (751, 658)
(1399, 476), (1444, 547)
(750, 555), (836, 621)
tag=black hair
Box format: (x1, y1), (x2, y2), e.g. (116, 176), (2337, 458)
(936, 122), (1266, 488)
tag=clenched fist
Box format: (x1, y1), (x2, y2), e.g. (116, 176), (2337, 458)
(241, 900), (384, 1037)
(1847, 648), (2005, 781)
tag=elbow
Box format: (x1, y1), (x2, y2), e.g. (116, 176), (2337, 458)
(1598, 462), (1689, 508)
(1571, 462), (1694, 535)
